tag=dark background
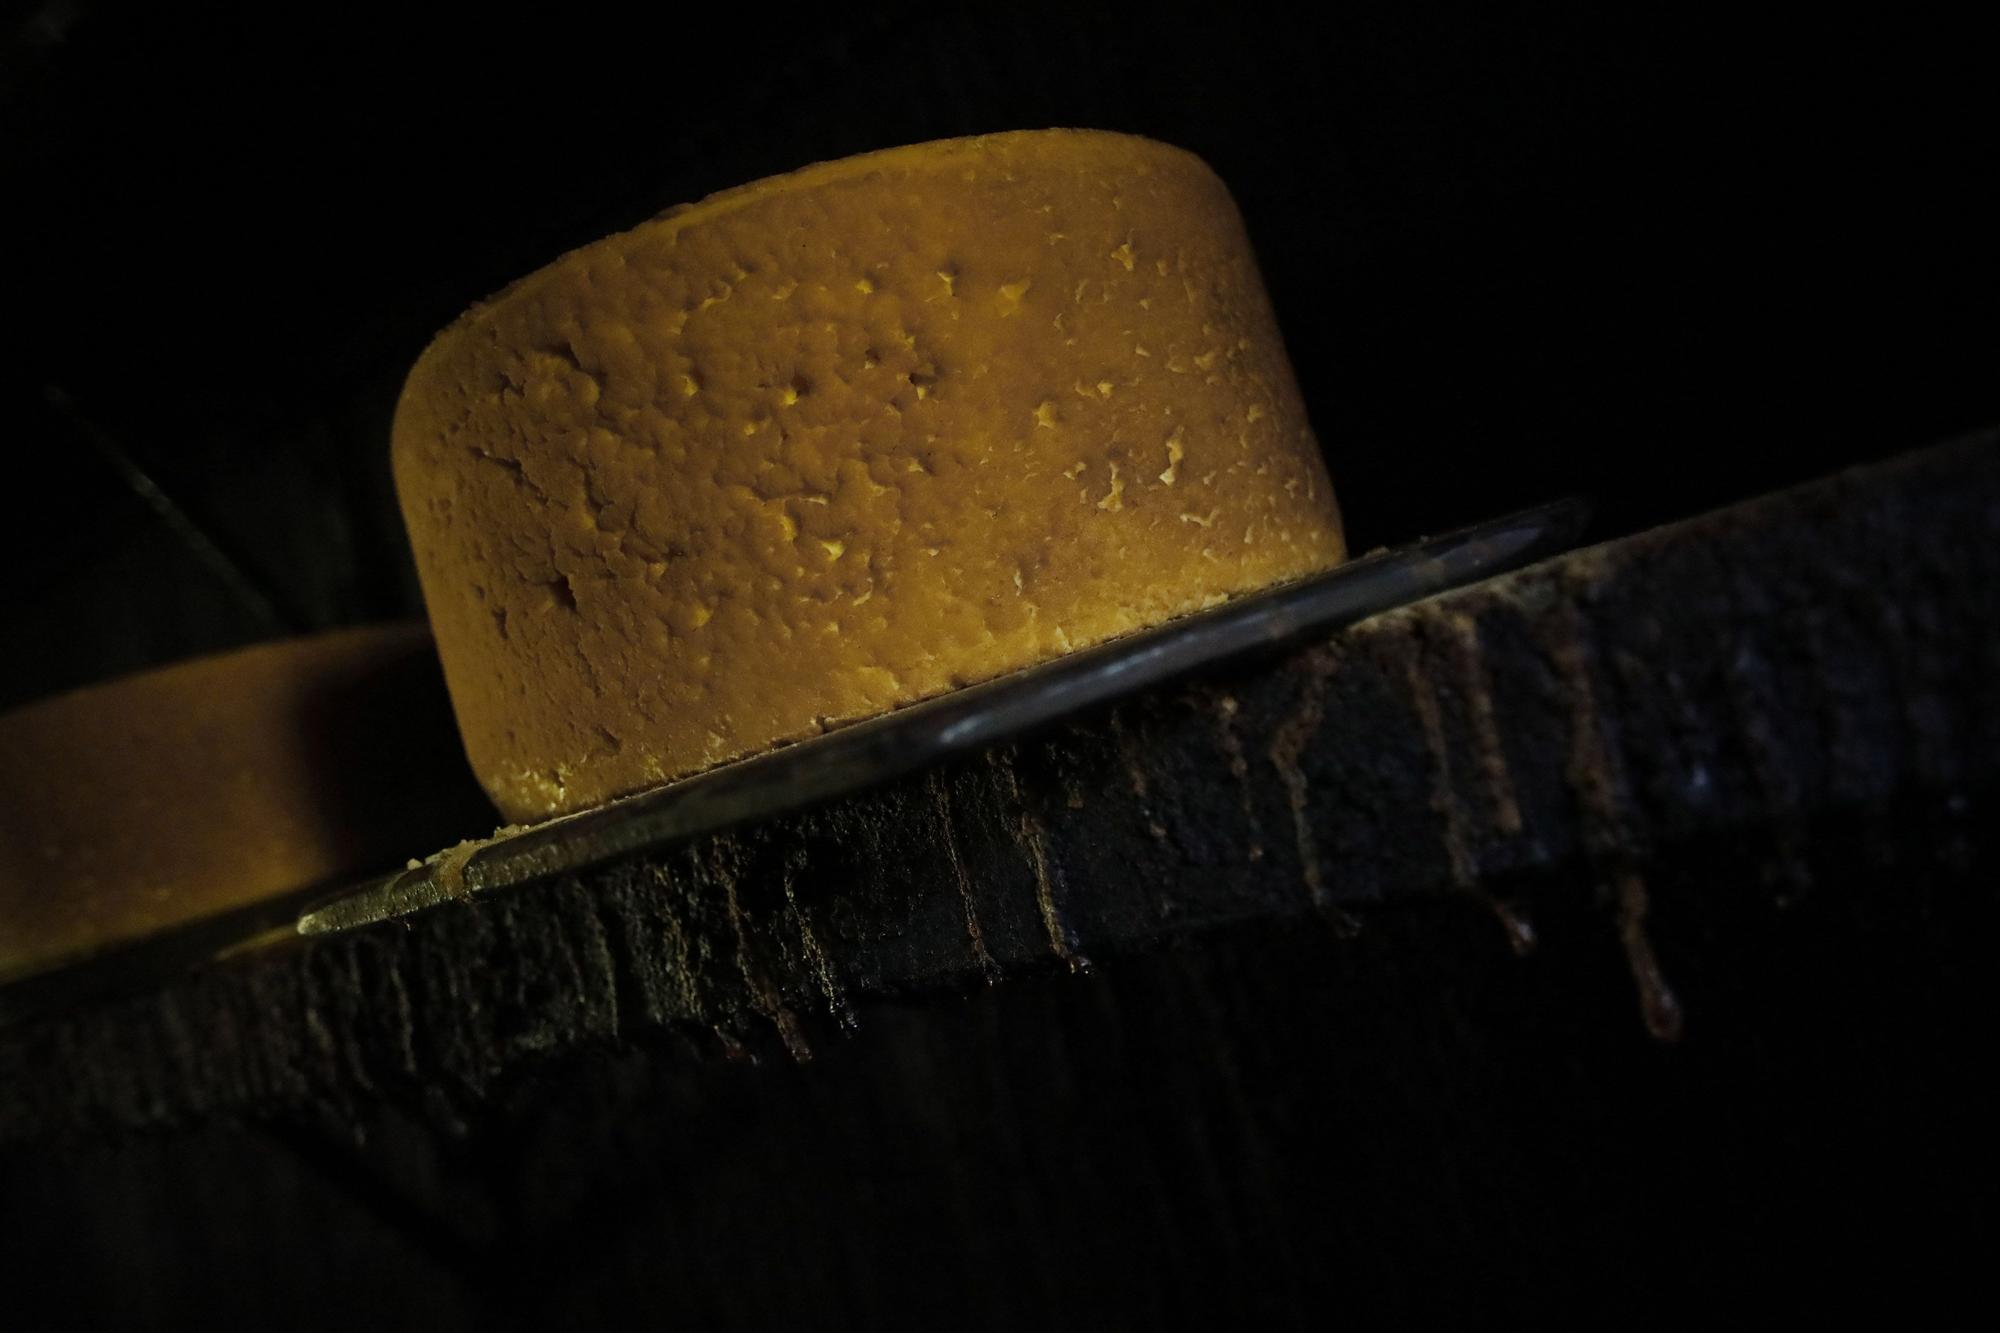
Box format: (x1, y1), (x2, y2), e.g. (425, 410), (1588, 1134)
(0, 3), (1993, 1325)
(3, 1), (1993, 710)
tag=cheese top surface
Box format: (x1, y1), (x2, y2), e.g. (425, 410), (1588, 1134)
(395, 129), (1344, 821)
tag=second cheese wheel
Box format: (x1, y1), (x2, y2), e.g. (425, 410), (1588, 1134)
(0, 626), (489, 982)
(395, 129), (1345, 823)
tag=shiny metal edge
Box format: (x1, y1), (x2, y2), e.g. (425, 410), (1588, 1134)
(0, 497), (1584, 1026)
(298, 497), (1587, 939)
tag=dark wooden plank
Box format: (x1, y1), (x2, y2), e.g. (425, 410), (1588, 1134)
(2, 433), (1992, 1141)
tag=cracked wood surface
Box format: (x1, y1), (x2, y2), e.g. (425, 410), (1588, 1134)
(2, 433), (1994, 1139)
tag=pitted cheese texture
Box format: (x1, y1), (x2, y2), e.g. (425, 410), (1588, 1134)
(394, 129), (1345, 822)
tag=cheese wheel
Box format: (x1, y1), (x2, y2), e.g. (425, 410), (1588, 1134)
(394, 129), (1345, 822)
(0, 625), (488, 982)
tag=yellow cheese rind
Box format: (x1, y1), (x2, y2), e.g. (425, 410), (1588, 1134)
(394, 129), (1345, 822)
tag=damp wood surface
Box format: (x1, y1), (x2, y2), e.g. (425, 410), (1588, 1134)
(1, 433), (1995, 1140)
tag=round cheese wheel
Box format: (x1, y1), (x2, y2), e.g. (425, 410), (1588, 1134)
(0, 625), (488, 982)
(394, 129), (1345, 822)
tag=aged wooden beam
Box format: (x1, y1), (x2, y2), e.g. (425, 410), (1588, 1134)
(2, 432), (1994, 1139)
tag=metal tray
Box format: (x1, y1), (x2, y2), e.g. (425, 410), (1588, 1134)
(1, 497), (1585, 1026)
